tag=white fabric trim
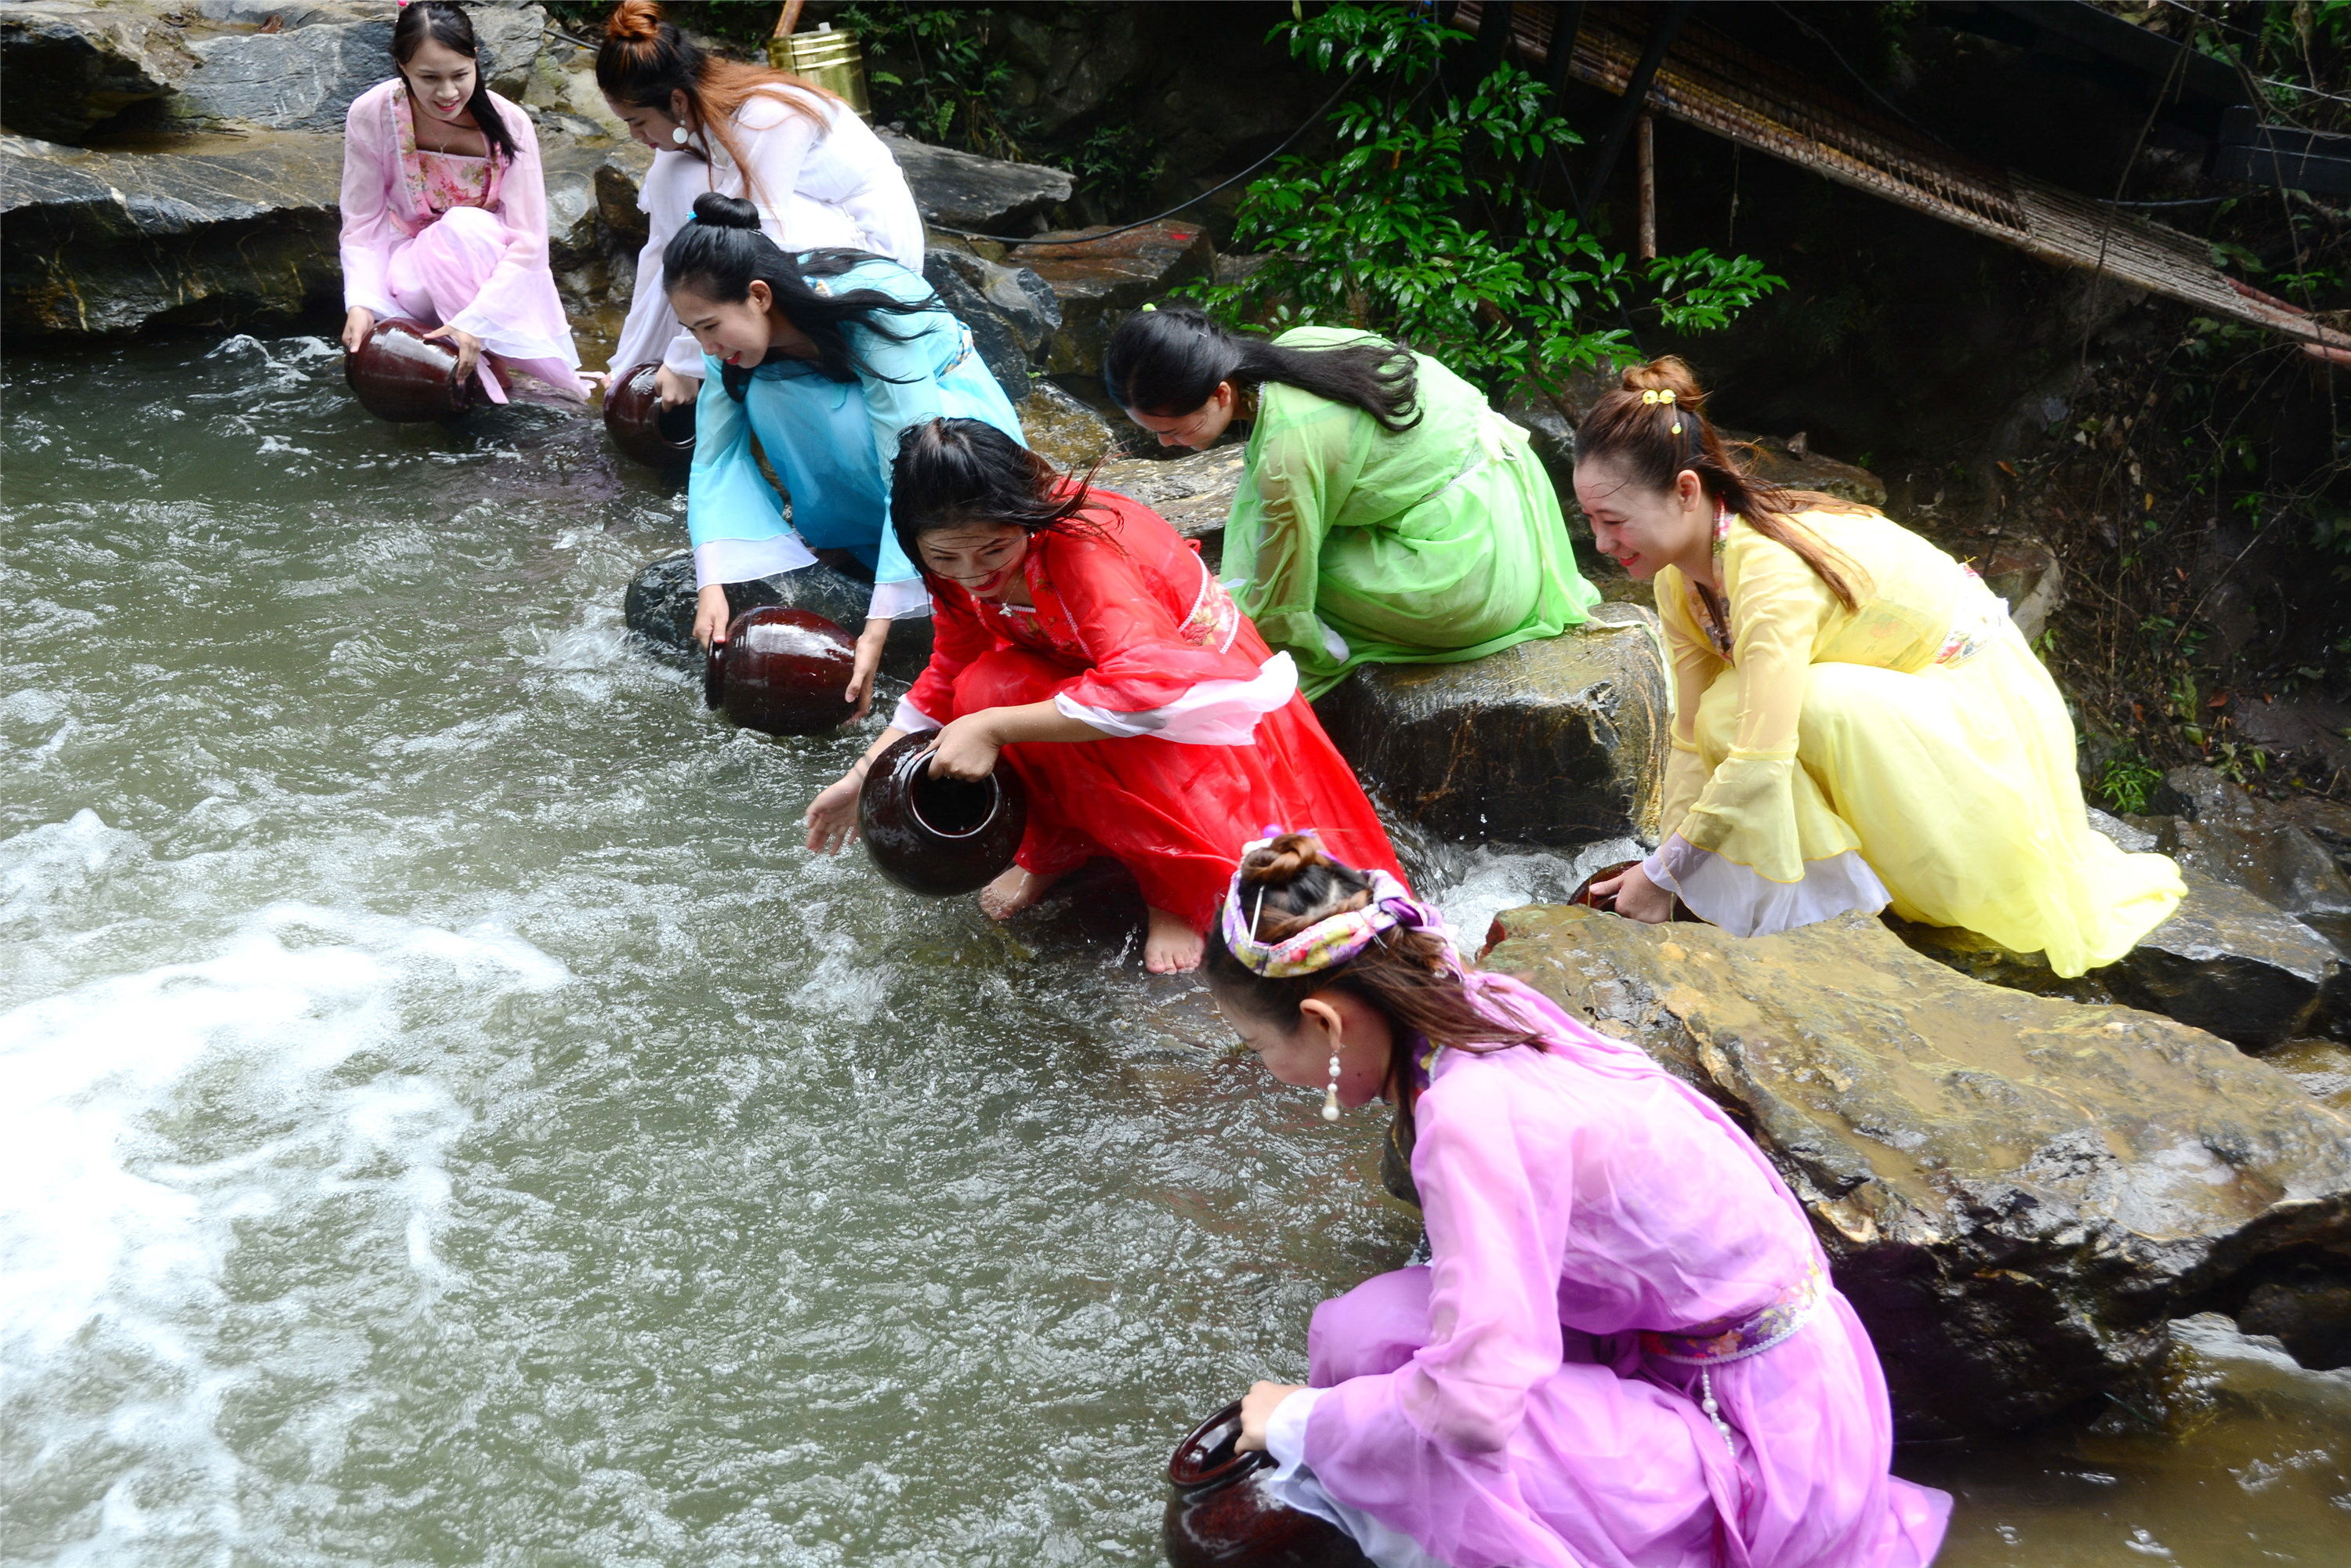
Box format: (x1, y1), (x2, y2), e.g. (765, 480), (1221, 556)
(1263, 1389), (1445, 1568)
(693, 534), (817, 590)
(1052, 652), (1297, 746)
(1317, 618), (1352, 664)
(663, 331), (708, 380)
(1643, 834), (1889, 938)
(889, 696), (942, 734)
(868, 577), (933, 622)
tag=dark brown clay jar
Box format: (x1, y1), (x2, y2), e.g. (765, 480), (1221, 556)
(1163, 1400), (1367, 1568)
(346, 318), (476, 422)
(604, 360), (696, 469)
(857, 730), (1027, 897)
(704, 607), (858, 735)
(1568, 860), (1704, 922)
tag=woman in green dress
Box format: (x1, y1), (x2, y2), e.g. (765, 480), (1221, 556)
(1103, 307), (1600, 697)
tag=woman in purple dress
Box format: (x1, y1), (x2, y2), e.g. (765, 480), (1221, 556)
(1205, 831), (1951, 1568)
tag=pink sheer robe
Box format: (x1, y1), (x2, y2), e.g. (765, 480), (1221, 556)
(339, 79), (585, 403)
(1273, 974), (1951, 1568)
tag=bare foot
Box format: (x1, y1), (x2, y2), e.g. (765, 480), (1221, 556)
(978, 866), (1060, 922)
(1144, 906), (1205, 973)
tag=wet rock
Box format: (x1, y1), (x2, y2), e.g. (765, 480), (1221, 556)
(591, 140), (654, 249)
(1009, 221), (1215, 375)
(1893, 871), (2342, 1050)
(2, 129), (342, 336)
(2146, 766), (2351, 922)
(1313, 604), (1670, 847)
(2277, 795), (2351, 880)
(2234, 1272), (2351, 1371)
(2266, 1037), (2351, 1115)
(922, 242), (1060, 401)
(1092, 444), (1245, 551)
(1017, 381), (1122, 473)
(0, 2), (192, 143)
(877, 129), (1071, 234)
(171, 14), (392, 132)
(621, 552), (932, 676)
(1481, 903), (2351, 1437)
(1737, 432), (1887, 508)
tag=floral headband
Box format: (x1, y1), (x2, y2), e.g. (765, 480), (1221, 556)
(1219, 829), (1450, 979)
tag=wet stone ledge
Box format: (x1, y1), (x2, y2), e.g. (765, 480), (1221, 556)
(1483, 903), (2351, 1437)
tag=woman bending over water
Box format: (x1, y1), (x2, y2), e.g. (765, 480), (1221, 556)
(600, 0), (922, 410)
(668, 194), (1023, 711)
(1208, 831), (1951, 1568)
(1103, 306), (1599, 697)
(338, 0), (585, 402)
(802, 419), (1403, 973)
(1576, 357), (2182, 975)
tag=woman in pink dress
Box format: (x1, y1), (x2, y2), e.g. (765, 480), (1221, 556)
(338, 2), (585, 404)
(1205, 832), (1951, 1568)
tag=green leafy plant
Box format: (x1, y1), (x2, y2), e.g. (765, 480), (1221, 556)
(2097, 752), (2165, 816)
(833, 3), (1023, 158)
(1186, 2), (1781, 393)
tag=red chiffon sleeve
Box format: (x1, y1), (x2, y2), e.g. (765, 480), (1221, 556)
(1045, 497), (1270, 715)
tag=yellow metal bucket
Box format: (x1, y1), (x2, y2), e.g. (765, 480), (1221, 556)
(768, 27), (871, 118)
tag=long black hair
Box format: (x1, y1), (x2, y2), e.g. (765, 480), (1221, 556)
(661, 193), (934, 399)
(1103, 305), (1422, 433)
(391, 2), (520, 168)
(889, 418), (1108, 588)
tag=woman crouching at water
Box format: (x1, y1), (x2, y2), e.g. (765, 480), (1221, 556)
(338, 1), (585, 402)
(1206, 832), (1950, 1568)
(667, 193), (1025, 711)
(802, 419), (1403, 973)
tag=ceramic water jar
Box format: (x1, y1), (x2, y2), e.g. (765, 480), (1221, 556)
(857, 730), (1027, 896)
(345, 318), (476, 422)
(604, 360), (696, 469)
(704, 606), (859, 735)
(1163, 1400), (1366, 1568)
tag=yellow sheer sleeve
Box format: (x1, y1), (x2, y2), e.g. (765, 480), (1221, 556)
(1672, 534), (1861, 882)
(1651, 565), (1723, 837)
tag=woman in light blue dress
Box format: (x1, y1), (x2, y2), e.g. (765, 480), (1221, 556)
(666, 190), (1023, 714)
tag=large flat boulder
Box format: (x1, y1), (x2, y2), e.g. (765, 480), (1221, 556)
(1016, 382), (1123, 473)
(2, 129), (342, 335)
(922, 241), (1060, 402)
(1895, 872), (2343, 1050)
(1481, 904), (2351, 1436)
(1009, 221), (1214, 375)
(165, 2), (544, 130)
(0, 2), (193, 143)
(1092, 445), (1244, 553)
(877, 130), (1071, 234)
(1313, 604), (1669, 846)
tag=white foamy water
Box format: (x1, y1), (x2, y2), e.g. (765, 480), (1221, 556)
(0, 881), (567, 1563)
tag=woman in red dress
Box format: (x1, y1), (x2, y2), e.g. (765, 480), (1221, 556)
(803, 418), (1405, 972)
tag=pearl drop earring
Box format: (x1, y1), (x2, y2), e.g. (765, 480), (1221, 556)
(672, 125), (689, 144)
(1322, 1050), (1342, 1122)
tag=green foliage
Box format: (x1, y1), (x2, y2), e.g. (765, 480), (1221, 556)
(2096, 751), (2165, 816)
(834, 3), (1023, 158)
(1186, 2), (1781, 392)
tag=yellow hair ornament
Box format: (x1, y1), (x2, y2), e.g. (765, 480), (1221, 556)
(1641, 387), (1683, 433)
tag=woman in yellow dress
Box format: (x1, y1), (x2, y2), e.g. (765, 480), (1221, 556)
(1578, 358), (2182, 976)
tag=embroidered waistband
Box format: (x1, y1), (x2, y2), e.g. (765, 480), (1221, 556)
(1935, 573), (2010, 668)
(1639, 1260), (1825, 1366)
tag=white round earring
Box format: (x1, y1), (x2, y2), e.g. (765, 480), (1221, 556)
(1322, 1050), (1342, 1122)
(671, 125), (689, 145)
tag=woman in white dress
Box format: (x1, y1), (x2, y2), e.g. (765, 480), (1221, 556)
(597, 0), (924, 408)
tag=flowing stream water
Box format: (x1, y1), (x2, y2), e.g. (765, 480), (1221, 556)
(3, 335), (2345, 1567)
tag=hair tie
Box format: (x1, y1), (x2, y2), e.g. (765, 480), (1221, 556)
(1218, 830), (1451, 979)
(1141, 302), (1157, 311)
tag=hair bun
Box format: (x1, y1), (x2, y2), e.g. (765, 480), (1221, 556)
(1619, 353), (1706, 411)
(606, 0), (665, 44)
(1239, 831), (1332, 887)
(690, 191), (761, 230)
